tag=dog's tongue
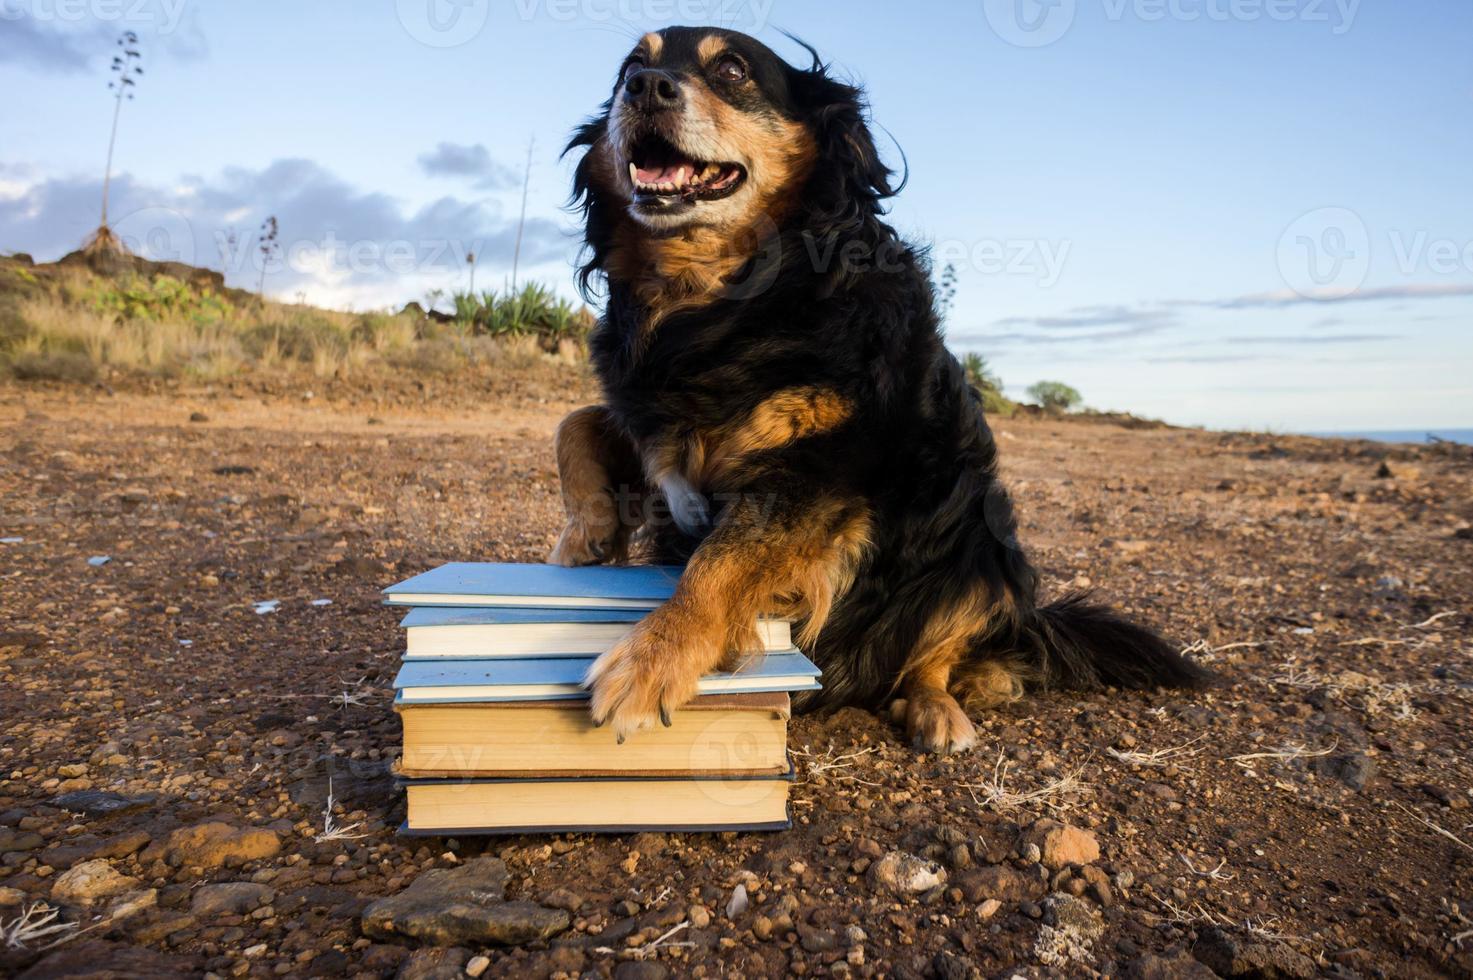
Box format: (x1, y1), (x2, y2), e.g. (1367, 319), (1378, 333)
(635, 163), (692, 187)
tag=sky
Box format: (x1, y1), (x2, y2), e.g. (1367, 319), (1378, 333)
(2, 0), (1471, 432)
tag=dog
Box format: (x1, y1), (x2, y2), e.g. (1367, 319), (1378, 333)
(552, 26), (1208, 752)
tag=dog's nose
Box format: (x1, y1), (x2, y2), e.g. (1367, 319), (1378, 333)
(623, 69), (681, 113)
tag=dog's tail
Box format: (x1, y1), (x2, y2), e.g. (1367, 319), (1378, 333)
(1015, 592), (1211, 692)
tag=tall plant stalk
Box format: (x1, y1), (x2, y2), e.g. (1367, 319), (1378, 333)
(89, 31), (143, 252)
(511, 136), (534, 290)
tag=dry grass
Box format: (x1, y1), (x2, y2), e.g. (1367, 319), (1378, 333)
(1106, 735), (1206, 768)
(1393, 801), (1473, 854)
(1179, 638), (1268, 664)
(1268, 656), (1425, 721)
(314, 778), (368, 843)
(965, 750), (1089, 812)
(1179, 852), (1236, 881)
(1, 903), (77, 951)
(1229, 742), (1336, 769)
(791, 744), (880, 786)
(1, 265), (588, 383)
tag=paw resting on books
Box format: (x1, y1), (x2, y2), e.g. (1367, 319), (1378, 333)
(583, 620), (707, 741)
(550, 511), (624, 567)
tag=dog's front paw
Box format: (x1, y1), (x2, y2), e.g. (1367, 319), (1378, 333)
(549, 514), (620, 567)
(903, 688), (978, 755)
(584, 622), (703, 742)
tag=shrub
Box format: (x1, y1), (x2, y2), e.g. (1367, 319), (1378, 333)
(448, 284), (593, 344)
(353, 312), (418, 352)
(960, 351), (1016, 417)
(1026, 380), (1083, 413)
(82, 274), (234, 324)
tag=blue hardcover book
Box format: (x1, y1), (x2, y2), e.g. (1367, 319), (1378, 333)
(383, 562), (682, 609)
(393, 650), (821, 703)
(399, 605), (793, 660)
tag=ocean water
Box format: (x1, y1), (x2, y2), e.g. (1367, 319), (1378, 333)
(1309, 429), (1473, 446)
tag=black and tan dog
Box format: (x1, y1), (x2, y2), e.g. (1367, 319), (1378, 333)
(553, 27), (1207, 752)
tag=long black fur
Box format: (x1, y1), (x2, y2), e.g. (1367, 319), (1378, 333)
(566, 27), (1209, 712)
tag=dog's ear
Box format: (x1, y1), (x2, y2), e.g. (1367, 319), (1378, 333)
(564, 106), (616, 299)
(786, 50), (896, 236)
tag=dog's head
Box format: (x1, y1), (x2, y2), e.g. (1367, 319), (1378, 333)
(568, 27), (896, 295)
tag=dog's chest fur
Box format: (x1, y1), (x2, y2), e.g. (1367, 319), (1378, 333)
(591, 299), (846, 536)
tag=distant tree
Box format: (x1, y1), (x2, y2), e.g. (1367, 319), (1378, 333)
(1026, 380), (1083, 413)
(84, 31), (144, 254)
(256, 217), (280, 296)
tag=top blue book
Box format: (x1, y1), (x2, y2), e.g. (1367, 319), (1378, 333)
(383, 562), (683, 609)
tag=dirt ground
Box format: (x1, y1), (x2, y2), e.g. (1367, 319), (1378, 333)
(1, 377), (1471, 979)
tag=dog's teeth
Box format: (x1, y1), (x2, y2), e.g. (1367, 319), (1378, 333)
(628, 162), (638, 184)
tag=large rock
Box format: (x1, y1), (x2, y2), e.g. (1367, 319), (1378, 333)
(190, 881), (276, 916)
(361, 858), (569, 947)
(16, 939), (199, 979)
(1123, 953), (1219, 979)
(162, 822), (280, 869)
(287, 754), (396, 810)
(866, 851), (947, 896)
(1019, 820), (1100, 870)
(1313, 752), (1376, 791)
(952, 865), (1045, 903)
(1033, 893), (1104, 967)
(1192, 926), (1317, 978)
(50, 791), (152, 818)
(396, 947), (470, 980)
(41, 829), (150, 870)
(49, 859), (141, 905)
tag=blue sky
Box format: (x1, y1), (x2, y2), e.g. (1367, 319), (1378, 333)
(2, 0), (1471, 431)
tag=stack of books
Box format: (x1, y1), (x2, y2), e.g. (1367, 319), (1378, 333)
(382, 563), (821, 835)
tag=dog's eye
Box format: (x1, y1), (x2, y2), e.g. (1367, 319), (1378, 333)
(714, 56), (747, 83)
(621, 58), (643, 83)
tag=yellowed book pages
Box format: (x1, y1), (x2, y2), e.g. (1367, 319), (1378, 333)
(397, 693), (789, 777)
(404, 776), (790, 832)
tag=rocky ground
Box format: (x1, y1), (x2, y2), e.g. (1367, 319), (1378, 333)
(1, 378), (1470, 979)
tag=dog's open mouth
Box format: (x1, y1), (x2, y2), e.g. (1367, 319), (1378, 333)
(626, 133), (746, 208)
